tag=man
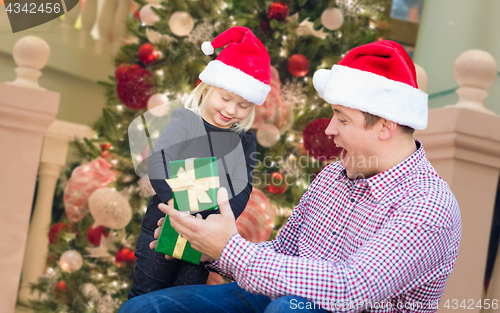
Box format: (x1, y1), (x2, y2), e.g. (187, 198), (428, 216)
(119, 40), (461, 312)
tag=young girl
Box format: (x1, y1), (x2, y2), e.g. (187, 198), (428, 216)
(128, 26), (271, 299)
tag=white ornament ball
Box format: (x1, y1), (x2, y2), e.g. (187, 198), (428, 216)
(89, 188), (132, 230)
(81, 283), (100, 301)
(59, 250), (83, 273)
(414, 64), (428, 92)
(140, 4), (161, 26)
(147, 93), (170, 116)
(169, 12), (195, 37)
(321, 8), (344, 30)
(256, 124), (280, 148)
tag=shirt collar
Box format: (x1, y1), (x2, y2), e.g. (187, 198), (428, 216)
(336, 139), (425, 202)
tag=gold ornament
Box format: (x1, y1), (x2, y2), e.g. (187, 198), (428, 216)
(321, 8), (344, 30)
(81, 283), (100, 301)
(88, 188), (132, 229)
(59, 250), (83, 273)
(169, 12), (195, 37)
(256, 124), (281, 147)
(140, 4), (161, 27)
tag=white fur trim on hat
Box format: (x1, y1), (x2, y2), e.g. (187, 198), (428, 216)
(313, 65), (428, 129)
(199, 60), (271, 105)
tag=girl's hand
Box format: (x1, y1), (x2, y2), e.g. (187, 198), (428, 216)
(149, 198), (176, 259)
(149, 216), (175, 259)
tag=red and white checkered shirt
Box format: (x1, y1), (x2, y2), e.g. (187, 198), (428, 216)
(209, 140), (461, 312)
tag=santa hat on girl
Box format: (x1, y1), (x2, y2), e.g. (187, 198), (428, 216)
(313, 40), (428, 129)
(199, 26), (271, 106)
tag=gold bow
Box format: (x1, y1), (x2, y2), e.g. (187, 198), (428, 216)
(165, 158), (219, 212)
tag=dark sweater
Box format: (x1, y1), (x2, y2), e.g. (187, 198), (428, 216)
(142, 108), (256, 231)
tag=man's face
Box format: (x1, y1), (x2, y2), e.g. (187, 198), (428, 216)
(325, 105), (380, 179)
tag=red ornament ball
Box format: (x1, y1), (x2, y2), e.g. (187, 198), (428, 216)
(54, 281), (67, 298)
(115, 248), (136, 267)
(138, 43), (159, 64)
(303, 118), (343, 161)
(48, 223), (71, 245)
(268, 2), (289, 21)
(116, 65), (155, 110)
(101, 143), (112, 152)
(86, 225), (109, 246)
(288, 54), (310, 77)
(115, 63), (132, 82)
(266, 172), (288, 195)
(133, 10), (140, 20)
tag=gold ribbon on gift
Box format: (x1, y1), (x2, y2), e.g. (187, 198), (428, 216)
(172, 215), (194, 259)
(172, 235), (188, 259)
(165, 158), (220, 212)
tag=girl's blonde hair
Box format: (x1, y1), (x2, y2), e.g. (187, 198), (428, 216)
(184, 82), (256, 133)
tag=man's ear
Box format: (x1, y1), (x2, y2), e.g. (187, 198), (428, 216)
(378, 118), (397, 140)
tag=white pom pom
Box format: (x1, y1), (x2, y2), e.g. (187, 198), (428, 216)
(312, 69), (331, 97)
(201, 41), (214, 55)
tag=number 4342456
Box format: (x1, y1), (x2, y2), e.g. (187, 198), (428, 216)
(6, 2), (61, 14)
(443, 299), (498, 309)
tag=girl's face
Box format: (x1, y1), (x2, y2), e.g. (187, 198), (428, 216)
(202, 87), (255, 129)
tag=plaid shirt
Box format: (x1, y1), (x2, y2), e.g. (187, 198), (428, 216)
(209, 140), (461, 312)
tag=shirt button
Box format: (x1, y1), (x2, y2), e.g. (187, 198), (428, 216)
(332, 231), (337, 235)
(350, 198), (355, 203)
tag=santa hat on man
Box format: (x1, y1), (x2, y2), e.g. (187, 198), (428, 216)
(199, 26), (271, 106)
(313, 40), (428, 129)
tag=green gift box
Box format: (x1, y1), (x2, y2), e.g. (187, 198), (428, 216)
(155, 157), (219, 264)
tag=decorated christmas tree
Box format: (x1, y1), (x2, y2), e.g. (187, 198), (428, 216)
(20, 0), (389, 311)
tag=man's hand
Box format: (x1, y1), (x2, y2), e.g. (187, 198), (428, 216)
(155, 187), (237, 261)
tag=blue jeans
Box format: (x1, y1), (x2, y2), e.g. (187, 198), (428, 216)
(119, 282), (328, 313)
(128, 227), (209, 299)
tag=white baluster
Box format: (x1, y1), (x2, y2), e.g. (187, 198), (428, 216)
(0, 36), (59, 313)
(6, 36), (50, 90)
(61, 2), (81, 43)
(111, 0), (131, 54)
(78, 0), (98, 49)
(17, 121), (92, 305)
(95, 0), (117, 54)
(415, 51), (500, 312)
(449, 49), (498, 114)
